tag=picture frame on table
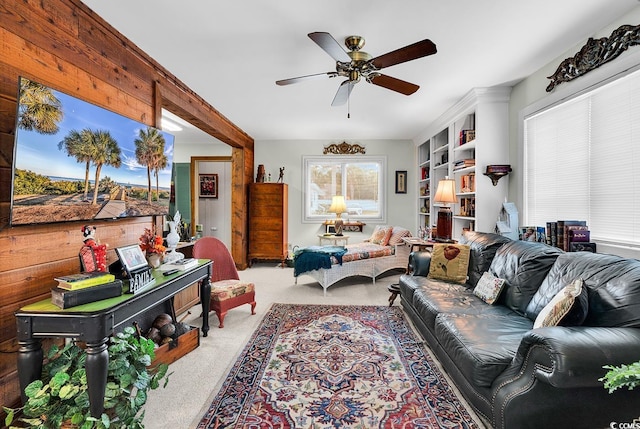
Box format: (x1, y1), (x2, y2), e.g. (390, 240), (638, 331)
(199, 173), (218, 198)
(395, 170), (407, 194)
(115, 244), (148, 276)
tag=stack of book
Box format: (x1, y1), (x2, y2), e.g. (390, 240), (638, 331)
(51, 272), (123, 309)
(162, 258), (198, 271)
(454, 159), (475, 170)
(545, 220), (595, 252)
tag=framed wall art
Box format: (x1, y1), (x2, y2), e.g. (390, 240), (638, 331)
(199, 173), (219, 198)
(395, 170), (407, 194)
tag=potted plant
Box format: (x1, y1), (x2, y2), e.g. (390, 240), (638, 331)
(4, 326), (170, 428)
(600, 359), (640, 393)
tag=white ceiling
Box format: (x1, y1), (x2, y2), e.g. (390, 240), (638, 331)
(82, 0), (639, 144)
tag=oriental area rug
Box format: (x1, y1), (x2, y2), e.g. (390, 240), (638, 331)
(198, 304), (481, 429)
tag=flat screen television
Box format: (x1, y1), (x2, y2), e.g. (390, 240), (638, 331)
(10, 77), (174, 226)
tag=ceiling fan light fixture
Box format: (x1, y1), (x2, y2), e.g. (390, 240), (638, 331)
(349, 70), (361, 83)
(344, 35), (365, 51)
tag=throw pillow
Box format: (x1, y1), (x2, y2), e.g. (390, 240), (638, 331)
(368, 225), (394, 246)
(387, 227), (412, 246)
(427, 243), (471, 284)
(473, 271), (506, 305)
(533, 279), (588, 329)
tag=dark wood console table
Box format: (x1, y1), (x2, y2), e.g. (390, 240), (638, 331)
(15, 260), (212, 418)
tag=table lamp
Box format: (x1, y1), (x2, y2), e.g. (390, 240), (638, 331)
(328, 195), (347, 236)
(434, 177), (458, 241)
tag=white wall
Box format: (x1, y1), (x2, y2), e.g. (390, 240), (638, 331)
(254, 139), (416, 249)
(507, 5), (640, 258)
(173, 141), (231, 162)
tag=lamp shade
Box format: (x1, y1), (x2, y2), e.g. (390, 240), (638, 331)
(434, 178), (458, 204)
(328, 195), (347, 216)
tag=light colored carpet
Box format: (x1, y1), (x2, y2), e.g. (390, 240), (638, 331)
(141, 263), (485, 428)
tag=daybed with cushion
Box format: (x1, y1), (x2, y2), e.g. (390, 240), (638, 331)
(294, 225), (411, 295)
(399, 230), (640, 429)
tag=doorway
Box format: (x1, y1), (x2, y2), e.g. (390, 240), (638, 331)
(191, 156), (233, 249)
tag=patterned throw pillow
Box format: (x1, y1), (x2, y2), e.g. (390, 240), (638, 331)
(427, 243), (471, 284)
(387, 227), (412, 246)
(473, 271), (506, 305)
(534, 279), (588, 328)
(368, 225), (394, 246)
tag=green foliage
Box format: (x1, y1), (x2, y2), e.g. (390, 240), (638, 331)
(13, 169), (83, 196)
(98, 176), (117, 193)
(600, 360), (640, 393)
(5, 327), (170, 428)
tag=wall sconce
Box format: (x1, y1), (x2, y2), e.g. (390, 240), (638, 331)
(483, 165), (512, 186)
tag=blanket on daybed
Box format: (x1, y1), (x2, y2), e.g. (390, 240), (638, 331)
(293, 246), (347, 277)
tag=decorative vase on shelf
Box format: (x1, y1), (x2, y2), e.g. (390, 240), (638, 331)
(146, 253), (162, 268)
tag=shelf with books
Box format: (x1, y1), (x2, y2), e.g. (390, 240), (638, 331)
(413, 87), (510, 239)
(417, 137), (432, 229)
(458, 173), (476, 194)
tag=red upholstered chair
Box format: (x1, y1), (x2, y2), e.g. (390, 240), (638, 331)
(193, 237), (256, 328)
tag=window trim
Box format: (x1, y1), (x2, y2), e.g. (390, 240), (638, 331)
(301, 155), (386, 223)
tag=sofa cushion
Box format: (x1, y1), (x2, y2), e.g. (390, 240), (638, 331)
(473, 271), (506, 305)
(533, 278), (588, 328)
(410, 280), (515, 333)
(489, 240), (563, 315)
(428, 243), (470, 284)
(525, 252), (640, 327)
(459, 231), (512, 288)
(435, 313), (533, 387)
(368, 225), (393, 245)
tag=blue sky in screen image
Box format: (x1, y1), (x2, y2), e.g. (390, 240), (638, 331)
(14, 83), (174, 189)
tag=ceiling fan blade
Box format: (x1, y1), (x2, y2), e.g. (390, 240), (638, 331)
(371, 39), (437, 69)
(276, 72), (338, 86)
(331, 80), (355, 106)
(308, 32), (352, 63)
(369, 74), (419, 95)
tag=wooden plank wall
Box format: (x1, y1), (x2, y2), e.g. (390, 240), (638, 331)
(0, 0), (253, 410)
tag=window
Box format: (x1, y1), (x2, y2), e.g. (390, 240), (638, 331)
(524, 68), (640, 248)
(303, 156), (385, 222)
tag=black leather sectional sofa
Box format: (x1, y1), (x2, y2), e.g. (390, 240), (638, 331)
(399, 231), (640, 429)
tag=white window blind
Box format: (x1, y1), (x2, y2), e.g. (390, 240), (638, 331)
(524, 69), (640, 247)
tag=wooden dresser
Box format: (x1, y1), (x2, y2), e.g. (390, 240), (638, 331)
(248, 183), (288, 266)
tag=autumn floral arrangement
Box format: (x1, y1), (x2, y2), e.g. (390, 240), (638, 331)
(139, 226), (166, 255)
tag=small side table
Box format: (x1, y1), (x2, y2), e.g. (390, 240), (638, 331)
(318, 234), (350, 246)
(402, 237), (436, 252)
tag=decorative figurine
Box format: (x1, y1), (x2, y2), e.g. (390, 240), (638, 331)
(256, 164), (266, 182)
(163, 211), (184, 264)
(277, 167), (285, 183)
(79, 225), (108, 272)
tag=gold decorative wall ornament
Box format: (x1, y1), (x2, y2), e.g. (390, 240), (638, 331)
(323, 141), (366, 155)
(546, 24), (640, 92)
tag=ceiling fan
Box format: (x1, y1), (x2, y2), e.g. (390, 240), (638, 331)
(276, 32), (437, 107)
